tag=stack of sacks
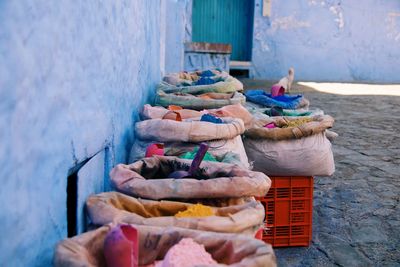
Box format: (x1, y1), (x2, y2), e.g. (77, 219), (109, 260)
(156, 70), (246, 110)
(136, 69), (255, 168)
(54, 224), (277, 267)
(72, 157), (272, 265)
(102, 156), (271, 236)
(53, 70), (278, 266)
(243, 115), (335, 176)
(130, 106), (250, 168)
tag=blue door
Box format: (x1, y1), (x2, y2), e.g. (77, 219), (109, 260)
(192, 0), (254, 61)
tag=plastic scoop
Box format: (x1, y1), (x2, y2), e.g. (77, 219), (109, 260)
(200, 114), (223, 124)
(104, 224), (139, 267)
(265, 106), (284, 117)
(271, 83), (285, 97)
(162, 111), (182, 121)
(168, 143), (209, 179)
(168, 105), (183, 111)
(145, 143), (164, 157)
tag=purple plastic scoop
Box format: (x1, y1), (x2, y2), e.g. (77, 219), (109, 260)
(168, 143), (209, 179)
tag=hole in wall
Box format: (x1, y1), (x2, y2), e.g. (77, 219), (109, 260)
(66, 143), (112, 237)
(67, 171), (78, 237)
(66, 157), (92, 237)
(229, 69), (249, 78)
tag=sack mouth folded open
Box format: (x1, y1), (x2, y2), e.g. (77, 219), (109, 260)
(140, 103), (253, 128)
(155, 90), (246, 110)
(54, 224), (277, 267)
(133, 112), (250, 168)
(86, 192), (265, 235)
(111, 156), (271, 199)
(135, 116), (245, 143)
(245, 115), (334, 141)
(129, 136), (250, 169)
(161, 70), (243, 94)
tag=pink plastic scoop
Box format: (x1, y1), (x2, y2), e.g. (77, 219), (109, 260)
(168, 143), (209, 179)
(271, 83), (285, 97)
(104, 224), (139, 267)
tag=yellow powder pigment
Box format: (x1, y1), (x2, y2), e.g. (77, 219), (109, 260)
(282, 117), (312, 128)
(175, 204), (214, 218)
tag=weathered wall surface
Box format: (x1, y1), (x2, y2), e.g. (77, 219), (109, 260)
(0, 1), (163, 266)
(252, 0), (400, 82)
(164, 0), (189, 73)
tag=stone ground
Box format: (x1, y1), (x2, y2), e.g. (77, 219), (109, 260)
(243, 80), (400, 267)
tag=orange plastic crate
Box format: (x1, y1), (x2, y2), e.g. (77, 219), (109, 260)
(256, 176), (313, 247)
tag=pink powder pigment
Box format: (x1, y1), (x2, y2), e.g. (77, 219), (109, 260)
(156, 238), (217, 267)
(264, 122), (277, 128)
(140, 261), (162, 267)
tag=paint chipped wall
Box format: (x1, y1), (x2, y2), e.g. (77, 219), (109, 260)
(386, 12), (400, 42)
(0, 1), (165, 266)
(252, 0), (400, 82)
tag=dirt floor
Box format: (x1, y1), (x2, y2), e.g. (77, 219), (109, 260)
(242, 80), (400, 267)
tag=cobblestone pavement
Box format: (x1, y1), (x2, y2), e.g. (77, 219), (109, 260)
(243, 80), (400, 267)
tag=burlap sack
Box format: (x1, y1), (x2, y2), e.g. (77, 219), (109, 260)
(141, 104), (253, 128)
(244, 101), (324, 118)
(135, 117), (245, 142)
(129, 135), (250, 169)
(245, 90), (310, 110)
(86, 192), (264, 235)
(155, 90), (246, 110)
(245, 115), (334, 141)
(207, 104), (253, 129)
(161, 71), (243, 94)
(141, 104), (202, 120)
(133, 115), (249, 168)
(111, 156), (271, 199)
(54, 224), (276, 267)
(244, 132), (335, 176)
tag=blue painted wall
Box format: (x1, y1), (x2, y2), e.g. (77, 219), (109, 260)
(164, 0), (190, 74)
(252, 0), (400, 82)
(0, 1), (166, 266)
